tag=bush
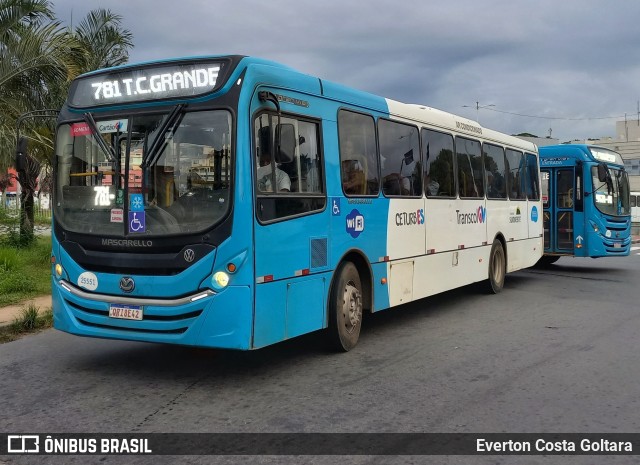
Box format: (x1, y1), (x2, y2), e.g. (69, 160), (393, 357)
(11, 304), (40, 332)
(0, 248), (19, 272)
(0, 236), (52, 307)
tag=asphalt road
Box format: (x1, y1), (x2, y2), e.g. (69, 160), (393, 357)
(1, 253), (640, 465)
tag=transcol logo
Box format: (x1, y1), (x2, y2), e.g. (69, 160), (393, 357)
(346, 209), (365, 238)
(456, 206), (486, 225)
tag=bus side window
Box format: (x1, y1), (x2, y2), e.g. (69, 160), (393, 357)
(506, 149), (526, 200)
(525, 153), (540, 200)
(557, 169), (574, 209)
(422, 128), (455, 198)
(483, 143), (507, 199)
(254, 112), (325, 221)
(338, 109), (379, 197)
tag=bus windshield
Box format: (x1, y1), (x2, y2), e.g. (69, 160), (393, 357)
(54, 109), (232, 236)
(591, 166), (630, 217)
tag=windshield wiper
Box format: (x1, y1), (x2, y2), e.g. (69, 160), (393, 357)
(83, 112), (116, 162)
(141, 104), (186, 170)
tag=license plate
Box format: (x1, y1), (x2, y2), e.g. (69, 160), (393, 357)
(614, 243), (621, 248)
(109, 304), (143, 321)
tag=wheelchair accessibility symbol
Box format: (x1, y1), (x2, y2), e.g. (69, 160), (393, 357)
(129, 212), (146, 233)
(332, 198), (341, 216)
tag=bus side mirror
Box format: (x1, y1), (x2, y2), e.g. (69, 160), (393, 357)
(597, 163), (608, 183)
(15, 137), (27, 171)
(276, 123), (296, 164)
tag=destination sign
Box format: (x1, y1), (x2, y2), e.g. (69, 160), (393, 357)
(68, 61), (227, 107)
(590, 148), (623, 165)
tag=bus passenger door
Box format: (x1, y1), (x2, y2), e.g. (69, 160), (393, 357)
(541, 170), (552, 252)
(554, 168), (575, 253)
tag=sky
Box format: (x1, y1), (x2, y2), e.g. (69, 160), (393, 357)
(52, 0), (640, 142)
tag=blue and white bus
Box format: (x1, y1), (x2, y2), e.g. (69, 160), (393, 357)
(51, 55), (542, 351)
(538, 144), (631, 265)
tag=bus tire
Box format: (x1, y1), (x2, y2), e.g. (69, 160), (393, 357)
(328, 261), (363, 352)
(486, 239), (506, 294)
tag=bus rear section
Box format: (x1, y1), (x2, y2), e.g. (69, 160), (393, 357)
(539, 145), (631, 264)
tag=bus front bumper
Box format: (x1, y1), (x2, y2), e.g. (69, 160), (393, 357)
(52, 278), (253, 350)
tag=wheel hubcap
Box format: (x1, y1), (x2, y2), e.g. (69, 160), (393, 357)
(342, 282), (362, 334)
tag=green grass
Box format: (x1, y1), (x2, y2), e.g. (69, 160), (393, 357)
(0, 235), (51, 307)
(0, 304), (53, 344)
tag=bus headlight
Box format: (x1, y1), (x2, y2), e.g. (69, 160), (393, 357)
(212, 271), (230, 289)
(589, 221), (599, 233)
(55, 264), (63, 278)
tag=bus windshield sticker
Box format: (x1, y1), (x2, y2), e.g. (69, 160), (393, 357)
(129, 212), (146, 233)
(111, 209), (124, 223)
(96, 119), (128, 133)
(130, 194), (144, 212)
(70, 122), (91, 137)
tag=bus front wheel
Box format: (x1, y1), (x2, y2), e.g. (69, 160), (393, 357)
(486, 240), (506, 294)
(328, 262), (363, 352)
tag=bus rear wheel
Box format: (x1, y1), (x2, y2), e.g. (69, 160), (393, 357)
(328, 262), (363, 352)
(486, 239), (506, 294)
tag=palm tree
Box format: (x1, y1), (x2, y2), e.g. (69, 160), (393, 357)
(0, 1), (133, 242)
(74, 9), (133, 72)
(0, 0), (78, 171)
(0, 0), (79, 241)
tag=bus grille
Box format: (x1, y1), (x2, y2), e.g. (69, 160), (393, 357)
(64, 298), (204, 336)
(602, 237), (631, 254)
(604, 217), (630, 232)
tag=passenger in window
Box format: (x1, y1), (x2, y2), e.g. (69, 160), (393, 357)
(257, 150), (290, 192)
(399, 150), (417, 195)
(426, 173), (440, 196)
(342, 160), (365, 195)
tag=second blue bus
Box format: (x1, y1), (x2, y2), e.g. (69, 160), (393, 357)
(539, 144), (631, 265)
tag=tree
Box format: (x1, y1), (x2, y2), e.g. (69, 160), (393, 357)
(74, 9), (133, 71)
(0, 0), (79, 170)
(0, 1), (133, 242)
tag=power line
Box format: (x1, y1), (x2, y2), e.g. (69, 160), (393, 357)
(481, 106), (631, 121)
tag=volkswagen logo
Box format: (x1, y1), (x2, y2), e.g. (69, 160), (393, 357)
(119, 277), (135, 293)
(184, 249), (195, 263)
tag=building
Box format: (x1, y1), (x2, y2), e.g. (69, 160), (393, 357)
(585, 120), (640, 191)
(514, 136), (560, 147)
(0, 168), (19, 207)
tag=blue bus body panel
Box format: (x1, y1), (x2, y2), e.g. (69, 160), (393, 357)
(243, 66), (392, 348)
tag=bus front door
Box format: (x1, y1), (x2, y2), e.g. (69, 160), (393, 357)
(542, 168), (576, 254)
(554, 168), (576, 254)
